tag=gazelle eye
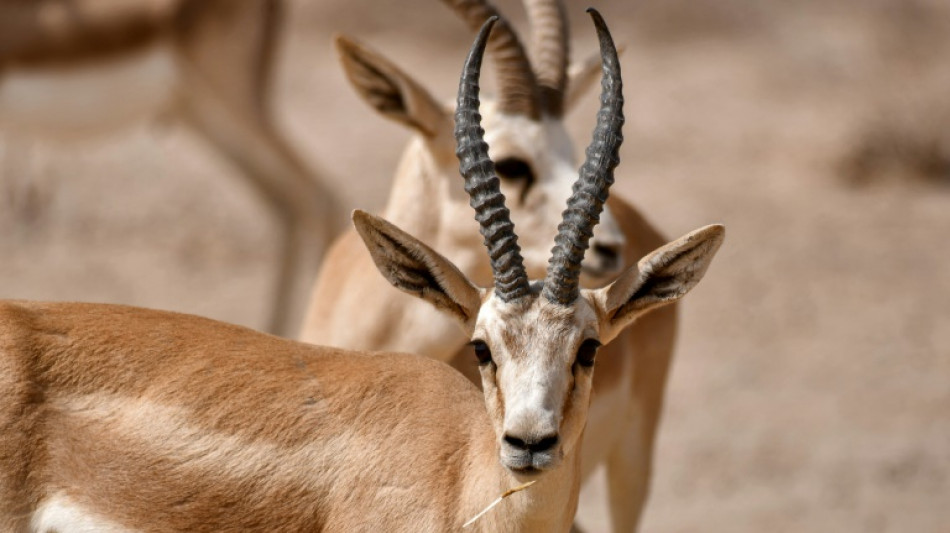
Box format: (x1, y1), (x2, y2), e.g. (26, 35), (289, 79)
(575, 339), (601, 368)
(471, 340), (493, 366)
(494, 157), (536, 203)
(494, 157), (534, 183)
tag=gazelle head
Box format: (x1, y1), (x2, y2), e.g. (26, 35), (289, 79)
(354, 12), (724, 476)
(336, 0), (628, 282)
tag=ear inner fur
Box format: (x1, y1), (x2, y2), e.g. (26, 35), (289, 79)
(609, 225), (725, 322)
(353, 210), (479, 323)
(335, 35), (446, 137)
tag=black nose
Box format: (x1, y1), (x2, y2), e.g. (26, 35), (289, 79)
(504, 434), (559, 453)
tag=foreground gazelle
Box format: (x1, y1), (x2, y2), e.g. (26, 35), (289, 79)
(301, 1), (678, 529)
(0, 13), (723, 532)
(0, 0), (341, 335)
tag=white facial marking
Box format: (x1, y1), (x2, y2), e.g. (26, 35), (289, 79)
(474, 293), (600, 473)
(478, 105), (626, 279)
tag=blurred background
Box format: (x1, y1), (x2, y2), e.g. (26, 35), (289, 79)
(1, 0), (947, 531)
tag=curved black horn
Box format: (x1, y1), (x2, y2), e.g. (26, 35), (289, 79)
(525, 0), (570, 116)
(542, 8), (624, 305)
(443, 0), (540, 119)
(455, 17), (531, 302)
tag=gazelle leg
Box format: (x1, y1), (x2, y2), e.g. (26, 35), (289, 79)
(176, 83), (341, 336)
(1, 136), (47, 228)
(172, 0), (343, 335)
(606, 418), (652, 532)
(606, 305), (678, 532)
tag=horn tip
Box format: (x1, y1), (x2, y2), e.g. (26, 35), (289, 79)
(471, 16), (499, 54)
(586, 7), (607, 27)
(585, 8), (613, 46)
(481, 15), (499, 31)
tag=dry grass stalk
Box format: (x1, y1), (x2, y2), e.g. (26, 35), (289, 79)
(462, 480), (537, 528)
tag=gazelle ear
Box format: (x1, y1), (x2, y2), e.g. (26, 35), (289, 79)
(595, 224), (725, 343)
(335, 34), (451, 138)
(352, 210), (483, 330)
(563, 45), (626, 114)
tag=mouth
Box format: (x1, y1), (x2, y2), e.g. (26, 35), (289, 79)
(509, 465), (543, 476)
(501, 450), (559, 474)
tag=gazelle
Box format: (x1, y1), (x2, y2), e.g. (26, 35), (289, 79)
(301, 1), (679, 529)
(0, 0), (341, 335)
(0, 13), (723, 532)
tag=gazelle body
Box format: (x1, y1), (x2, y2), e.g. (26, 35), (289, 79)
(0, 215), (717, 532)
(0, 301), (579, 532)
(300, 2), (677, 529)
(0, 0), (341, 335)
(1, 13), (724, 532)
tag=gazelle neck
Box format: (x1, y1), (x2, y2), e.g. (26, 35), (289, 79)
(382, 136), (495, 286)
(383, 136), (451, 230)
(459, 422), (583, 532)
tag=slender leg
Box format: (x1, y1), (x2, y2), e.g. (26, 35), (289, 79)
(176, 81), (342, 335)
(605, 415), (652, 532)
(606, 305), (678, 532)
(1, 136), (46, 228)
(172, 0), (344, 335)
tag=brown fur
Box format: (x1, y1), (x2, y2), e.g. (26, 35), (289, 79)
(0, 0), (174, 67)
(0, 211), (723, 531)
(296, 6), (699, 529)
(305, 187), (680, 533)
(417, 194), (679, 531)
(0, 301), (516, 531)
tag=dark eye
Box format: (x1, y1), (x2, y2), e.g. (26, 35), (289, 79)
(575, 339), (601, 368)
(471, 340), (493, 366)
(494, 157), (533, 181)
(494, 157), (536, 202)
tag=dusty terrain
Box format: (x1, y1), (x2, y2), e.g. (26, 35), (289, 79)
(1, 1), (948, 531)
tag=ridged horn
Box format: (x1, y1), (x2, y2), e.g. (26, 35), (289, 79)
(441, 0), (540, 119)
(455, 17), (531, 302)
(542, 8), (624, 305)
(525, 0), (569, 116)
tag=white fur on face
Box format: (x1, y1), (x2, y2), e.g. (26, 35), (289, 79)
(480, 105), (627, 280)
(473, 292), (600, 473)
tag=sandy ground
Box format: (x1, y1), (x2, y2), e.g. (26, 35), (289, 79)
(1, 1), (948, 531)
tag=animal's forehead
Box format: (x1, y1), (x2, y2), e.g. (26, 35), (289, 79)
(479, 104), (572, 160)
(475, 293), (599, 354)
